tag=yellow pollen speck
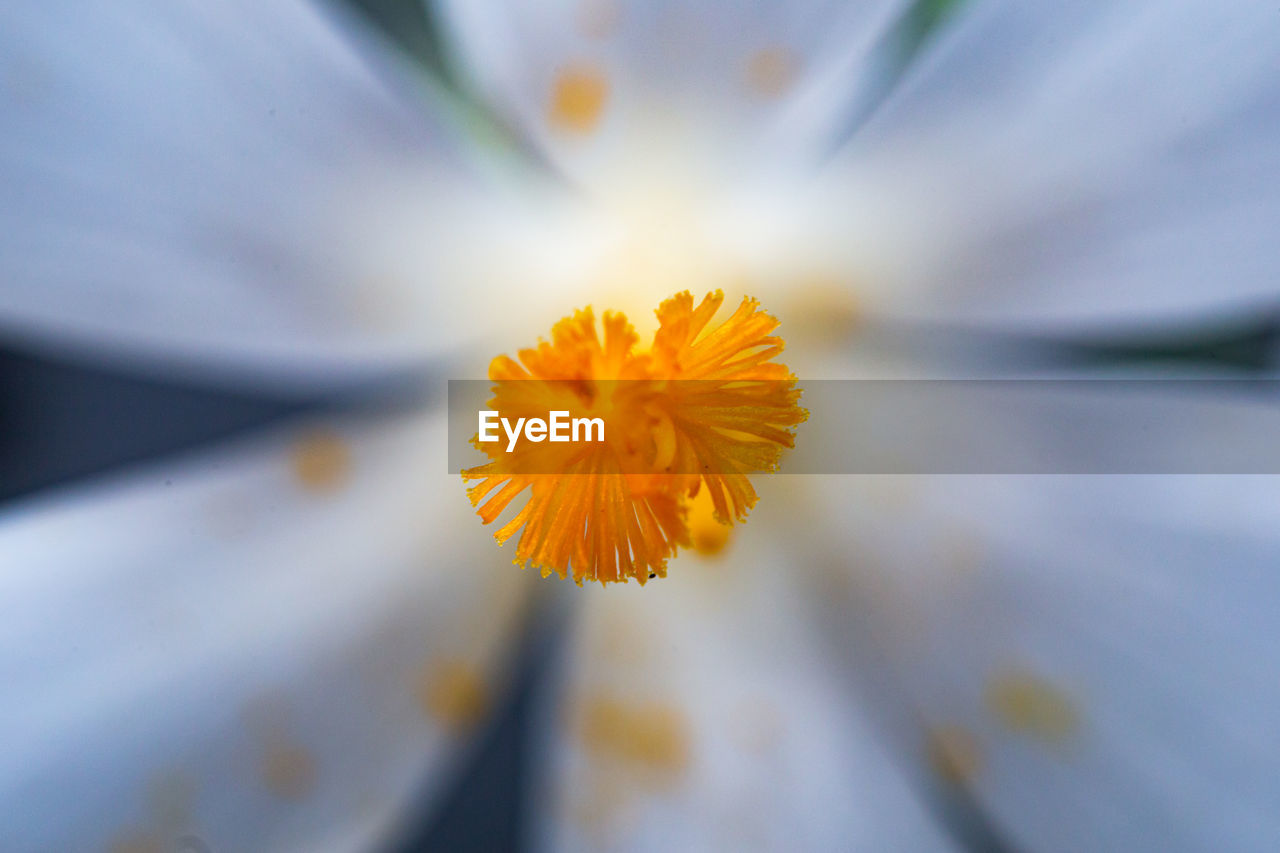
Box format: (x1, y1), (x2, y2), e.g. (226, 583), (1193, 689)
(688, 482), (732, 557)
(290, 431), (351, 493)
(419, 660), (489, 731)
(745, 47), (798, 99)
(986, 669), (1079, 744)
(927, 725), (982, 785)
(549, 65), (610, 133)
(578, 695), (690, 774)
(462, 290), (807, 585)
(261, 742), (317, 800)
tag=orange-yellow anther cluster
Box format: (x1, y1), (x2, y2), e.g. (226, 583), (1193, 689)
(463, 291), (806, 585)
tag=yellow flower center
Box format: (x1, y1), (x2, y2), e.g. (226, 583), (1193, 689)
(463, 290), (806, 585)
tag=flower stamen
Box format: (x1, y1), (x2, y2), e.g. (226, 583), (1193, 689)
(463, 290), (806, 585)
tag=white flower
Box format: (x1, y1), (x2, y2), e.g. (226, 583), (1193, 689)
(1, 0), (1278, 851)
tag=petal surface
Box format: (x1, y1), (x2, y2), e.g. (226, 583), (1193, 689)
(432, 0), (908, 193)
(802, 473), (1280, 850)
(802, 0), (1280, 329)
(0, 408), (532, 852)
(527, 531), (955, 851)
(0, 1), (541, 389)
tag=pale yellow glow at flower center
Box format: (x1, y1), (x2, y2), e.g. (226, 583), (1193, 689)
(586, 187), (739, 335)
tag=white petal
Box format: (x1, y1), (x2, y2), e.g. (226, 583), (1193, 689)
(527, 535), (954, 852)
(432, 0), (908, 192)
(805, 0), (1280, 328)
(790, 378), (1280, 474)
(803, 474), (1280, 850)
(0, 408), (533, 852)
(0, 1), (516, 389)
